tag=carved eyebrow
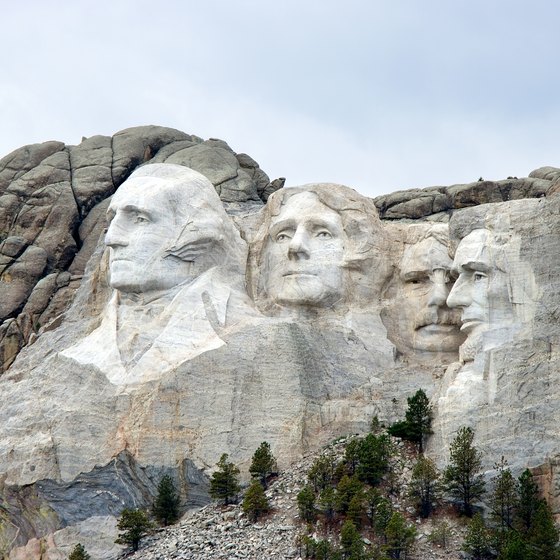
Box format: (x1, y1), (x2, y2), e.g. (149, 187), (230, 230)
(462, 261), (491, 273)
(269, 219), (296, 236)
(120, 204), (151, 215)
(401, 270), (430, 282)
(309, 219), (340, 232)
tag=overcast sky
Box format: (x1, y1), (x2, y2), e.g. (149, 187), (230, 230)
(1, 0), (559, 198)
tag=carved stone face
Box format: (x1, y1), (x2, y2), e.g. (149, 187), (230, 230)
(263, 192), (345, 307)
(399, 237), (463, 354)
(105, 177), (195, 294)
(447, 229), (513, 361)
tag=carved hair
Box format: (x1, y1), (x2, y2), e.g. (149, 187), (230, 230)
(126, 163), (247, 276)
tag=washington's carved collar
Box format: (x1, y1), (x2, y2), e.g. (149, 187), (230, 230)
(116, 281), (192, 308)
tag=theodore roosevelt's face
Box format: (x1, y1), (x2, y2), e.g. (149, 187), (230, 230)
(263, 192), (345, 307)
(105, 177), (193, 294)
(399, 237), (463, 354)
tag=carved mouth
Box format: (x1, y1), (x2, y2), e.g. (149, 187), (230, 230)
(282, 272), (316, 277)
(460, 319), (485, 332)
(417, 324), (458, 334)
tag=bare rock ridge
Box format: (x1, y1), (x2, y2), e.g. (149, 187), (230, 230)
(0, 126), (559, 560)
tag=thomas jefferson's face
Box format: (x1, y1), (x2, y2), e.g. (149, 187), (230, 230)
(263, 192), (346, 307)
(399, 237), (463, 354)
(105, 177), (194, 294)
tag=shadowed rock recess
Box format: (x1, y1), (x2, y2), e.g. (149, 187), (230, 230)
(0, 126), (559, 559)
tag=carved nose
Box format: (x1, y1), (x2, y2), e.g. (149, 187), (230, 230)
(288, 230), (310, 260)
(447, 275), (470, 308)
(427, 270), (449, 307)
(104, 219), (128, 248)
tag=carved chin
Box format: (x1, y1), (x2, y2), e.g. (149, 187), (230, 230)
(271, 276), (341, 307)
(412, 325), (463, 353)
(459, 329), (485, 363)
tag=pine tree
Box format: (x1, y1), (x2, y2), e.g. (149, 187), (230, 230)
(314, 538), (341, 560)
(335, 475), (364, 514)
(68, 543), (91, 560)
(515, 469), (540, 534)
(318, 485), (337, 524)
(408, 455), (441, 518)
(497, 534), (529, 560)
(490, 457), (517, 536)
(344, 438), (362, 476)
(511, 469), (560, 559)
(297, 484), (317, 523)
(383, 512), (417, 559)
(152, 474), (180, 526)
(249, 441), (277, 489)
(340, 520), (363, 559)
(209, 453), (240, 505)
(388, 389), (433, 453)
(114, 508), (153, 552)
(356, 433), (392, 486)
(364, 487), (392, 537)
(443, 426), (486, 516)
(364, 487), (382, 528)
(526, 500), (560, 559)
(462, 513), (493, 560)
(347, 493), (365, 529)
(308, 453), (338, 492)
(242, 480), (270, 522)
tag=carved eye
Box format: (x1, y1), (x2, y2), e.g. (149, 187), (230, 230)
(405, 275), (428, 286)
(316, 231), (332, 239)
(276, 232), (291, 242)
(134, 215), (149, 224)
(473, 272), (487, 282)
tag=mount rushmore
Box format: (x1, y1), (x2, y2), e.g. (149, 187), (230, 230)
(0, 126), (559, 559)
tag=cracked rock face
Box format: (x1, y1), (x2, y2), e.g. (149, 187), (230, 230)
(0, 131), (559, 560)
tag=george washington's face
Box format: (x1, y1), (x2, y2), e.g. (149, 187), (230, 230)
(105, 177), (194, 294)
(263, 192), (346, 307)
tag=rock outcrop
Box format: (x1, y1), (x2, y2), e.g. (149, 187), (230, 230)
(0, 128), (559, 560)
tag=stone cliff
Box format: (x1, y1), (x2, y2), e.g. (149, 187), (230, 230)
(0, 126), (558, 559)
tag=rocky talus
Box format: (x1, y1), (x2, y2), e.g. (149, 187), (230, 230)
(127, 437), (468, 560)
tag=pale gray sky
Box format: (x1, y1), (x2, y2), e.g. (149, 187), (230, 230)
(1, 0), (559, 197)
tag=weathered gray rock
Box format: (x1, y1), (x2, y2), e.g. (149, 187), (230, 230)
(373, 175), (556, 220)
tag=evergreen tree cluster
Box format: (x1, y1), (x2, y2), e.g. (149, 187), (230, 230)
(295, 395), (560, 560)
(68, 543), (91, 560)
(462, 464), (560, 559)
(296, 424), (417, 560)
